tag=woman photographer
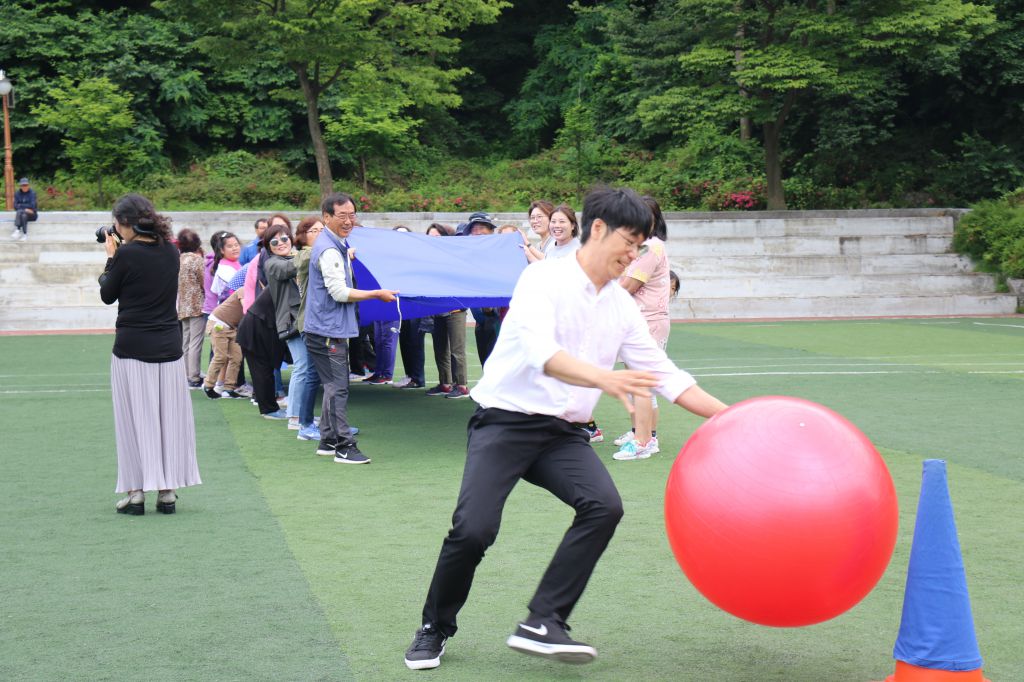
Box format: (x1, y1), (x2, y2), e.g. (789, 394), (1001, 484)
(99, 194), (201, 516)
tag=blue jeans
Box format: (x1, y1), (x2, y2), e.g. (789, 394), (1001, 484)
(373, 320), (399, 378)
(285, 335), (309, 420)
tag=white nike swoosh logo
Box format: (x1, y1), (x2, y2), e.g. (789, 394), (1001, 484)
(519, 623), (547, 636)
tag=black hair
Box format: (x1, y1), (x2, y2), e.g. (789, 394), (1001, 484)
(425, 223), (453, 236)
(642, 195), (668, 241)
(262, 223), (293, 251)
(320, 192), (355, 216)
(112, 193), (173, 243)
(210, 230), (239, 275)
(176, 228), (202, 254)
(669, 270), (680, 298)
(579, 187), (653, 244)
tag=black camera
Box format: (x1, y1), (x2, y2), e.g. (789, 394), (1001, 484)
(95, 224), (123, 245)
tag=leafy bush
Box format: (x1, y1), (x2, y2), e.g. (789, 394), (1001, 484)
(954, 192), (1024, 278)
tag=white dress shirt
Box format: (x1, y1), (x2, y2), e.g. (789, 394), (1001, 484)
(471, 254), (696, 423)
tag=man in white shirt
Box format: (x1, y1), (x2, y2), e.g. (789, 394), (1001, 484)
(404, 187), (728, 670)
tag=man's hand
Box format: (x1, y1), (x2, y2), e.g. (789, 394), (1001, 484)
(376, 289), (399, 303)
(595, 369), (660, 415)
(544, 351), (659, 414)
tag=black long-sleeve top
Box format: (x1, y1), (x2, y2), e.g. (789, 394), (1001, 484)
(14, 188), (37, 212)
(98, 240), (182, 362)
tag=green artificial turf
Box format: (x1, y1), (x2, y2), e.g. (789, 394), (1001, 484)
(1, 317), (1022, 681)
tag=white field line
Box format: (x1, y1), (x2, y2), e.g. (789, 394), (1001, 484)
(973, 322), (1024, 329)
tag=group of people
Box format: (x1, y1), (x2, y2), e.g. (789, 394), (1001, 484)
(171, 196), (683, 464)
(98, 186), (727, 671)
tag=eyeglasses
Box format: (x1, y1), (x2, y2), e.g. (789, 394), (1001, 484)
(613, 229), (648, 256)
(331, 212), (357, 221)
(269, 235), (291, 247)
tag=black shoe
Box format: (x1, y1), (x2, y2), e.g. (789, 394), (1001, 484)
(506, 616), (596, 664)
(222, 390), (244, 399)
(204, 387), (221, 399)
(334, 444), (370, 464)
(156, 491), (177, 514)
(404, 624), (447, 670)
(115, 491), (145, 516)
(315, 439), (338, 456)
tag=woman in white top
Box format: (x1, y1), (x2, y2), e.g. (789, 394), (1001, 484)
(524, 199), (554, 263)
(545, 204), (582, 260)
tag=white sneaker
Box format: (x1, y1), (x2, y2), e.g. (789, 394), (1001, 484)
(235, 383), (253, 398)
(613, 430), (636, 447)
(287, 416), (301, 430)
(10, 229), (19, 240)
(613, 437), (660, 461)
(393, 376), (413, 388)
(17, 231), (26, 241)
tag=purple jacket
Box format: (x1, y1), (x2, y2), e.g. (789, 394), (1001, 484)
(202, 253), (218, 314)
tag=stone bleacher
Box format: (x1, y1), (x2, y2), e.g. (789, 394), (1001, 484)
(0, 209), (1017, 332)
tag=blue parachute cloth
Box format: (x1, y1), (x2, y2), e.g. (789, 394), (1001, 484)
(892, 459), (984, 671)
(346, 228), (528, 323)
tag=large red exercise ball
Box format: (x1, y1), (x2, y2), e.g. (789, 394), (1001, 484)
(664, 395), (898, 627)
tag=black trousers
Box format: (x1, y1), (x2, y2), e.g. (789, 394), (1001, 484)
(305, 333), (356, 448)
(473, 314), (499, 367)
(421, 408), (624, 637)
(244, 349), (280, 414)
(14, 209), (37, 233)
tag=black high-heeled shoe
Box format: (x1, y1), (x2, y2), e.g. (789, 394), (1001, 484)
(116, 491), (145, 516)
(156, 490), (177, 514)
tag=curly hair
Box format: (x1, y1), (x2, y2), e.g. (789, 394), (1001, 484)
(113, 193), (173, 243)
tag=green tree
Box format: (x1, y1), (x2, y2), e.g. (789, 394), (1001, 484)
(322, 65), (421, 192)
(607, 0), (994, 208)
(32, 76), (154, 203)
(159, 0), (508, 195)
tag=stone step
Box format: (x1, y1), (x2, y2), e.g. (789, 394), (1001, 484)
(1, 209), (960, 240)
(670, 293), (1018, 319)
(671, 253), (973, 276)
(0, 262), (105, 285)
(1, 283), (107, 307)
(677, 273), (1000, 298)
(667, 234), (954, 257)
(0, 209), (1012, 330)
(668, 215), (953, 238)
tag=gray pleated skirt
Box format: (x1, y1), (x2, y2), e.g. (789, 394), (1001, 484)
(111, 355), (202, 493)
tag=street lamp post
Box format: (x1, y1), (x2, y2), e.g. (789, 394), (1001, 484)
(0, 70), (14, 210)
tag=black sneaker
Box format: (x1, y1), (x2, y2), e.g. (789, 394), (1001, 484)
(334, 445), (370, 464)
(404, 624), (447, 670)
(204, 387), (221, 400)
(506, 616), (596, 664)
(315, 439), (337, 456)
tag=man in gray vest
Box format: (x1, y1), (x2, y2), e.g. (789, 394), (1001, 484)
(304, 192), (398, 464)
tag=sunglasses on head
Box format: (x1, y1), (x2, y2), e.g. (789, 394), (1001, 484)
(270, 235), (291, 247)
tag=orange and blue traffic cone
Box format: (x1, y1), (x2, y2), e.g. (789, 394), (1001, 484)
(884, 459), (989, 682)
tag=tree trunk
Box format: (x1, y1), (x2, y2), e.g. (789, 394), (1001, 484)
(763, 121), (786, 210)
(294, 64), (333, 197)
(735, 9), (751, 141)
